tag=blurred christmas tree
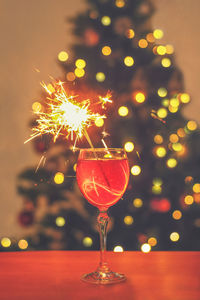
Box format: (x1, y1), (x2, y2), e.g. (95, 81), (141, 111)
(14, 0), (200, 252)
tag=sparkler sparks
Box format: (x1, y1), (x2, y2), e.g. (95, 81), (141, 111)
(25, 80), (112, 145)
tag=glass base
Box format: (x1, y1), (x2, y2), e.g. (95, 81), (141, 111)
(81, 266), (126, 285)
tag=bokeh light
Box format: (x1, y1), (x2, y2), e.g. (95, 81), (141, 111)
(177, 128), (186, 138)
(1, 237), (11, 248)
(96, 72), (106, 82)
(118, 106), (129, 117)
(169, 134), (179, 143)
(157, 46), (166, 55)
(172, 210), (182, 220)
(66, 72), (76, 81)
(170, 232), (180, 242)
(167, 158), (177, 168)
(148, 237), (157, 247)
(180, 93), (190, 103)
(152, 185), (162, 194)
(124, 215), (134, 225)
(166, 44), (174, 54)
(102, 46), (112, 56)
(133, 198), (143, 208)
(58, 51), (69, 62)
(74, 68), (85, 78)
(95, 117), (104, 127)
(157, 108), (168, 118)
(184, 195), (194, 205)
(101, 16), (111, 26)
(135, 92), (146, 103)
(113, 245), (124, 252)
(138, 39), (148, 48)
(124, 141), (134, 152)
(153, 178), (163, 186)
(124, 56), (134, 67)
(187, 120), (197, 131)
(56, 216), (66, 227)
(75, 59), (86, 68)
(154, 134), (163, 144)
(83, 236), (93, 247)
(18, 239), (28, 250)
(158, 87), (167, 97)
(141, 243), (151, 253)
(54, 172), (64, 184)
(146, 33), (155, 43)
(172, 143), (183, 152)
(156, 147), (167, 158)
(131, 165), (141, 176)
(161, 58), (171, 68)
(115, 0), (125, 8)
(126, 29), (135, 39)
(153, 29), (164, 39)
(32, 102), (42, 113)
(193, 183), (200, 193)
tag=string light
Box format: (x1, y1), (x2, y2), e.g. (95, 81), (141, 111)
(118, 106), (129, 117)
(1, 237), (11, 248)
(170, 232), (180, 242)
(74, 68), (85, 78)
(167, 158), (177, 168)
(157, 108), (168, 118)
(124, 141), (134, 152)
(83, 237), (93, 247)
(58, 51), (69, 62)
(133, 198), (143, 208)
(187, 120), (197, 131)
(75, 59), (86, 68)
(115, 0), (125, 8)
(180, 93), (190, 103)
(131, 165), (141, 176)
(96, 72), (106, 82)
(124, 215), (134, 225)
(102, 46), (112, 56)
(101, 16), (111, 26)
(18, 239), (28, 250)
(153, 29), (164, 39)
(148, 237), (157, 246)
(126, 29), (135, 39)
(113, 245), (124, 252)
(184, 195), (194, 205)
(193, 183), (200, 193)
(157, 46), (166, 55)
(156, 147), (166, 158)
(32, 102), (42, 113)
(154, 134), (163, 144)
(66, 72), (76, 81)
(124, 56), (134, 67)
(141, 243), (151, 253)
(158, 87), (167, 97)
(138, 39), (148, 48)
(161, 58), (171, 68)
(95, 117), (104, 127)
(172, 210), (182, 220)
(56, 216), (66, 227)
(54, 172), (64, 184)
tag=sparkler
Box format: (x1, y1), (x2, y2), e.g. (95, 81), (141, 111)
(25, 80), (112, 148)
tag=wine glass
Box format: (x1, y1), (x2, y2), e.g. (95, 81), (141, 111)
(76, 148), (129, 284)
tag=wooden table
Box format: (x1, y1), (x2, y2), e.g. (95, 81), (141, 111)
(0, 251), (200, 300)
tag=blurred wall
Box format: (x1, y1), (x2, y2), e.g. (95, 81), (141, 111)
(0, 0), (199, 237)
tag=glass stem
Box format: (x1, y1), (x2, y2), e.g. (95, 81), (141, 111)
(97, 210), (109, 271)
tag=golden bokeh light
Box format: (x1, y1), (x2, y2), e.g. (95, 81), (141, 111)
(157, 45), (166, 55)
(157, 108), (168, 119)
(54, 172), (64, 184)
(124, 141), (134, 152)
(153, 178), (163, 186)
(135, 92), (146, 103)
(170, 98), (179, 107)
(102, 46), (112, 56)
(177, 128), (186, 138)
(172, 210), (182, 220)
(193, 183), (200, 193)
(115, 0), (125, 8)
(180, 93), (190, 103)
(58, 51), (69, 62)
(96, 72), (106, 82)
(146, 33), (155, 43)
(170, 232), (180, 242)
(131, 165), (141, 176)
(56, 216), (66, 227)
(161, 58), (171, 68)
(187, 120), (197, 131)
(184, 195), (194, 205)
(148, 237), (157, 247)
(95, 117), (104, 127)
(138, 39), (148, 48)
(172, 143), (183, 152)
(156, 147), (167, 158)
(83, 236), (93, 247)
(113, 245), (124, 252)
(158, 87), (167, 97)
(154, 134), (163, 144)
(133, 198), (143, 208)
(152, 185), (162, 194)
(124, 215), (134, 225)
(167, 158), (177, 168)
(166, 44), (174, 54)
(75, 59), (86, 68)
(126, 29), (135, 39)
(18, 239), (28, 250)
(1, 237), (11, 248)
(124, 56), (134, 67)
(74, 68), (85, 78)
(66, 72), (76, 82)
(169, 134), (179, 143)
(118, 106), (129, 117)
(101, 16), (111, 26)
(141, 243), (151, 253)
(32, 102), (42, 113)
(153, 29), (164, 39)
(162, 99), (169, 107)
(168, 105), (178, 113)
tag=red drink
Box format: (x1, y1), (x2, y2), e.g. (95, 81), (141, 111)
(76, 158), (129, 210)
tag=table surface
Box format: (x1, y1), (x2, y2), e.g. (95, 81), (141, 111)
(0, 251), (200, 300)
